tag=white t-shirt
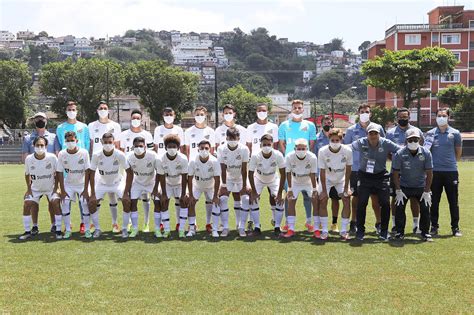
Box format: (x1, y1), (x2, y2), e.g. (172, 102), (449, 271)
(217, 143), (250, 180)
(246, 122), (279, 156)
(88, 120), (121, 154)
(156, 152), (189, 186)
(318, 144), (353, 184)
(248, 149), (285, 184)
(56, 148), (90, 186)
(25, 153), (58, 192)
(119, 129), (154, 153)
(153, 125), (184, 155)
(184, 125), (215, 161)
(90, 149), (128, 186)
(285, 151), (318, 186)
(126, 150), (158, 187)
(188, 155), (221, 189)
(215, 124), (247, 147)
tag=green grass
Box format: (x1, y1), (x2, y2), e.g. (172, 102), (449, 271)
(1, 163), (473, 314)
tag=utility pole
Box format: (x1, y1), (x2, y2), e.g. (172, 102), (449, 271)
(106, 64), (110, 104)
(214, 65), (218, 129)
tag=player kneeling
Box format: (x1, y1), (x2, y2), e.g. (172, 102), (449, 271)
(187, 140), (221, 238)
(248, 135), (286, 237)
(56, 131), (91, 239)
(317, 128), (353, 240)
(283, 139), (318, 238)
(87, 132), (129, 239)
(155, 134), (189, 238)
(21, 136), (62, 240)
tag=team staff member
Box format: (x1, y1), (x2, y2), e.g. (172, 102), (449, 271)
(424, 108), (462, 237)
(392, 129), (433, 242)
(351, 123), (400, 241)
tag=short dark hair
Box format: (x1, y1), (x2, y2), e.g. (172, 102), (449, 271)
(164, 134), (180, 148)
(133, 136), (145, 146)
(256, 103), (268, 109)
(436, 107), (450, 116)
(33, 135), (48, 146)
(131, 109), (142, 117)
(198, 140), (211, 148)
(64, 131), (76, 139)
(322, 115), (333, 122)
(163, 107), (174, 114)
(222, 104), (235, 112)
(358, 104), (370, 112)
(396, 107), (410, 117)
(226, 127), (240, 139)
(97, 101), (108, 108)
(260, 134), (273, 143)
(194, 106), (207, 113)
(66, 101), (77, 107)
(102, 132), (114, 141)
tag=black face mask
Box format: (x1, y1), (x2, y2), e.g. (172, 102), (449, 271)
(398, 119), (409, 127)
(35, 120), (46, 129)
(323, 125), (332, 132)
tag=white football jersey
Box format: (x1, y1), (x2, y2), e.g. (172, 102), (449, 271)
(90, 149), (128, 186)
(88, 120), (121, 154)
(246, 122), (279, 156)
(188, 155), (221, 189)
(248, 149), (285, 184)
(184, 125), (215, 161)
(285, 151), (318, 186)
(318, 144), (353, 184)
(126, 150), (158, 187)
(217, 143), (250, 180)
(153, 125), (184, 155)
(56, 148), (90, 186)
(25, 153), (58, 192)
(119, 129), (154, 153)
(156, 152), (189, 186)
(215, 124), (247, 147)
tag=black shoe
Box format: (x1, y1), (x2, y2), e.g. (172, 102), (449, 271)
(430, 226), (438, 236)
(349, 221), (357, 234)
(273, 227), (281, 236)
(355, 232), (364, 241)
(375, 223), (381, 235)
(19, 231), (32, 240)
(50, 225), (56, 233)
(55, 230), (63, 240)
(394, 232), (404, 240)
(378, 231), (390, 241)
(31, 226), (39, 235)
(249, 227), (261, 236)
(452, 228), (462, 237)
(246, 221), (254, 232)
(422, 233), (433, 242)
(391, 226), (397, 234)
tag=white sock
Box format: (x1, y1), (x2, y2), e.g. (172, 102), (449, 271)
(130, 211), (139, 229)
(80, 197), (90, 230)
(320, 216), (329, 233)
(179, 208), (188, 231)
(91, 211), (100, 230)
(189, 216), (196, 231)
(23, 215), (31, 232)
(341, 218), (350, 234)
(123, 211), (130, 230)
(212, 205), (220, 232)
(313, 216), (321, 231)
(287, 215), (296, 231)
(240, 195), (250, 229)
(108, 193), (118, 225)
(62, 200), (71, 232)
(233, 200), (241, 228)
(274, 205), (284, 228)
(143, 198), (150, 225)
(54, 215), (62, 232)
(161, 210), (170, 232)
(271, 205), (276, 221)
(413, 216), (419, 229)
(154, 212), (162, 230)
(250, 203), (260, 228)
(205, 202), (212, 225)
(392, 215), (396, 228)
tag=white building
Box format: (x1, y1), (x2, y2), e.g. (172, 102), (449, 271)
(295, 47), (308, 57)
(303, 70), (314, 83)
(316, 60), (333, 75)
(17, 30), (35, 40)
(74, 37), (91, 47)
(0, 31), (15, 41)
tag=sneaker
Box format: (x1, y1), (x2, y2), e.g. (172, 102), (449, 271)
(50, 224), (56, 233)
(178, 230), (186, 238)
(394, 233), (405, 240)
(422, 233), (433, 242)
(19, 231), (32, 240)
(63, 231), (72, 239)
(452, 228), (462, 237)
(249, 227), (261, 236)
(112, 224), (120, 233)
(238, 228), (247, 237)
(340, 232), (350, 241)
(349, 221), (357, 234)
(175, 223), (180, 232)
(205, 224), (212, 233)
(221, 228), (229, 237)
(330, 223), (339, 233)
(430, 226), (438, 236)
(270, 219), (275, 227)
(186, 229), (196, 237)
(313, 230), (321, 239)
(55, 231), (63, 240)
(162, 231), (171, 238)
(355, 232), (364, 241)
(281, 224), (289, 233)
(92, 229), (102, 239)
(31, 226), (39, 236)
(320, 232), (329, 240)
(305, 222), (314, 233)
(247, 221), (254, 232)
(281, 230), (295, 238)
(154, 228), (163, 238)
(85, 230), (92, 239)
(142, 223), (150, 233)
(212, 231), (219, 238)
(413, 226), (421, 234)
(273, 227), (281, 236)
(129, 228), (139, 238)
(391, 226), (397, 234)
(121, 229), (129, 239)
(375, 223), (381, 235)
(378, 232), (390, 242)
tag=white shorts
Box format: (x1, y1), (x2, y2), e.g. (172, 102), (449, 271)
(130, 182), (154, 200)
(95, 183), (125, 200)
(165, 184), (182, 199)
(193, 186), (213, 201)
(254, 178), (279, 197)
(25, 190), (59, 204)
(317, 181), (344, 196)
(64, 184), (84, 202)
(227, 178), (244, 193)
(291, 184), (315, 199)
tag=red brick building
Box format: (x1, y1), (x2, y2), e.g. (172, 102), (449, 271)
(367, 6), (474, 126)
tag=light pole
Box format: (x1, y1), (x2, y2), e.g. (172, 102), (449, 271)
(325, 85), (334, 121)
(213, 65), (218, 129)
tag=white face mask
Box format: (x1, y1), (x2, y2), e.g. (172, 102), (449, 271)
(66, 111), (77, 120)
(195, 115), (206, 124)
(329, 142), (341, 150)
(257, 111), (268, 120)
(227, 140), (238, 148)
(359, 113), (370, 123)
(261, 146), (272, 154)
(97, 110), (108, 119)
(436, 116), (448, 127)
(199, 149), (210, 159)
(131, 119), (141, 128)
(295, 150), (306, 159)
(292, 113), (303, 120)
(66, 141), (77, 150)
(163, 116), (174, 125)
(34, 146), (46, 155)
(134, 146), (145, 155)
(166, 148), (178, 156)
(407, 141), (419, 151)
(224, 113), (234, 122)
(103, 144), (114, 153)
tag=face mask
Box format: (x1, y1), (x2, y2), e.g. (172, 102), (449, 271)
(261, 146), (272, 154)
(407, 142), (419, 151)
(292, 113), (303, 120)
(227, 140), (238, 148)
(131, 119), (141, 128)
(323, 125), (331, 132)
(295, 150), (306, 159)
(163, 116), (174, 125)
(398, 119), (409, 127)
(167, 148), (178, 156)
(66, 141), (76, 150)
(97, 110), (108, 119)
(224, 113), (234, 122)
(134, 147), (145, 155)
(66, 111), (77, 120)
(257, 111), (268, 120)
(199, 149), (209, 159)
(359, 113), (370, 123)
(34, 147), (46, 155)
(195, 115), (205, 124)
(329, 142), (341, 150)
(436, 116), (448, 127)
(103, 144), (114, 153)
(35, 120), (46, 129)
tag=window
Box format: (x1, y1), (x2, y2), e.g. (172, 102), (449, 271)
(452, 52), (461, 61)
(432, 33), (439, 43)
(470, 41), (474, 50)
(405, 34), (421, 45)
(441, 33), (461, 44)
(440, 72), (460, 83)
(469, 61), (474, 68)
(469, 80), (474, 87)
(470, 20), (474, 29)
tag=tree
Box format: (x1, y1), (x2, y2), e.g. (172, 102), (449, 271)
(27, 44), (62, 70)
(219, 85), (271, 126)
(369, 106), (397, 129)
(126, 60), (199, 124)
(324, 38), (344, 53)
(309, 70), (348, 98)
(217, 70), (271, 97)
(39, 58), (126, 123)
(362, 47), (458, 126)
(0, 60), (31, 127)
(358, 40), (371, 59)
(245, 53), (273, 70)
(438, 84), (474, 131)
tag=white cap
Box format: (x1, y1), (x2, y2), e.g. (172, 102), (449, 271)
(32, 112), (47, 119)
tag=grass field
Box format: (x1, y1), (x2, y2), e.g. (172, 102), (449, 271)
(0, 163), (473, 314)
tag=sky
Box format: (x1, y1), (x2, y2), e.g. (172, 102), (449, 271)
(1, 0), (473, 51)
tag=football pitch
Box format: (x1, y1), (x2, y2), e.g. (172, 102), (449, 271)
(1, 163), (473, 313)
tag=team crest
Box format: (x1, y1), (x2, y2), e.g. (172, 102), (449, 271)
(78, 159), (84, 164)
(160, 134), (163, 138)
(46, 163), (52, 169)
(253, 129), (257, 133)
(301, 126), (308, 131)
(126, 138), (130, 142)
(221, 133), (225, 137)
(191, 134), (195, 138)
(418, 155), (425, 161)
(236, 155), (241, 160)
(448, 133), (454, 139)
(205, 135), (210, 139)
(64, 160), (68, 165)
(271, 162), (276, 167)
(31, 166), (35, 170)
(113, 160), (119, 166)
(208, 167), (214, 172)
(305, 164), (311, 169)
(95, 129), (99, 133)
(99, 161), (103, 166)
(146, 162), (152, 167)
(341, 157), (347, 163)
(77, 128), (83, 133)
(176, 165), (182, 170)
(378, 147), (384, 153)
